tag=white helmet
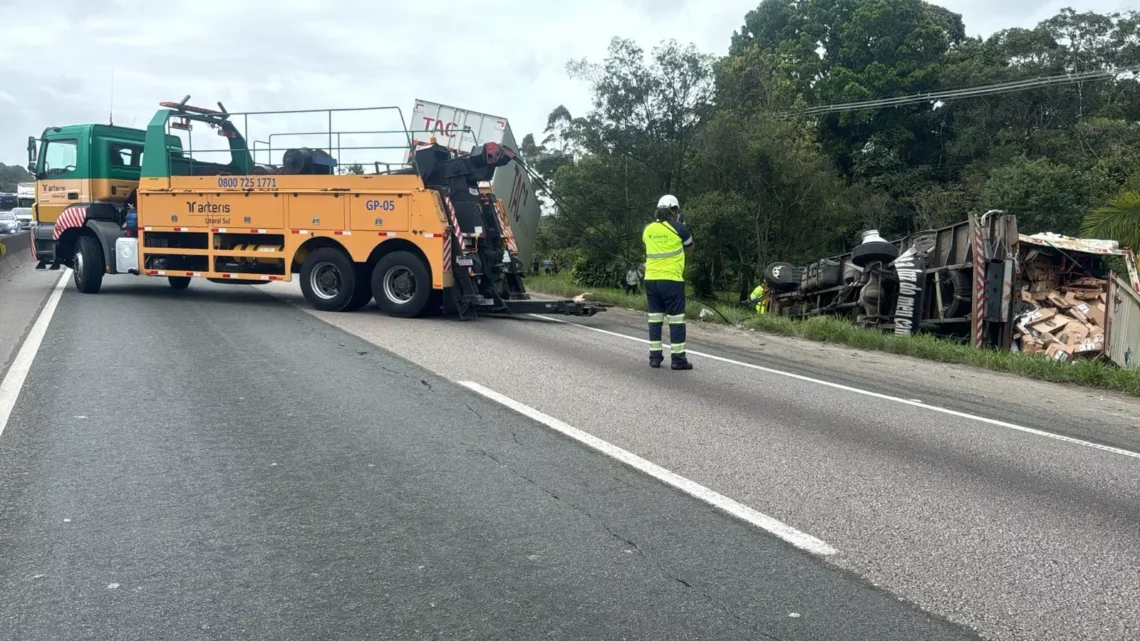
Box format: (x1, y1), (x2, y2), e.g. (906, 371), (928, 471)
(657, 194), (679, 211)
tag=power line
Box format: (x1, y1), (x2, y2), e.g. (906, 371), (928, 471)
(777, 64), (1140, 118)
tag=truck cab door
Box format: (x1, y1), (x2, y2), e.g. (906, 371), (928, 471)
(35, 137), (88, 226)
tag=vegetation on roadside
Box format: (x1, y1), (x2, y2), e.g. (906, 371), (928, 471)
(526, 273), (1140, 398)
(524, 2), (1140, 298)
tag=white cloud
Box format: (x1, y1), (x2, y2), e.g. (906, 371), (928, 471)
(0, 0), (1130, 166)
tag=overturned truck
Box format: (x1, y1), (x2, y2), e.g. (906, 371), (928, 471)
(765, 212), (1140, 367)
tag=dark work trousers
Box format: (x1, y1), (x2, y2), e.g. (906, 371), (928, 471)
(645, 280), (687, 363)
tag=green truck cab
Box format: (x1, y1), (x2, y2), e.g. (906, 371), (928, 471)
(27, 123), (150, 269)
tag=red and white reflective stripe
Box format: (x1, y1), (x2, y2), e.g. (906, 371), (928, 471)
(442, 195), (462, 232)
(256, 275), (284, 281)
(52, 205), (88, 240)
(291, 229), (309, 235)
(422, 232), (442, 238)
(143, 226), (153, 231)
(491, 198), (518, 252)
(221, 273), (234, 279)
(145, 270), (159, 276)
(249, 229), (268, 234)
(377, 231), (396, 237)
(971, 215), (987, 348)
(460, 232), (485, 238)
(171, 227), (187, 232)
(211, 228), (228, 233)
(443, 234), (452, 273)
(333, 230), (352, 236)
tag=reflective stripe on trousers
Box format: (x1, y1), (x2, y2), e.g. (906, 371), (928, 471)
(649, 312), (665, 354)
(648, 313), (687, 360)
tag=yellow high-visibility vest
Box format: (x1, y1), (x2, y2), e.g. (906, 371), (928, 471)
(643, 221), (685, 282)
(750, 284), (767, 315)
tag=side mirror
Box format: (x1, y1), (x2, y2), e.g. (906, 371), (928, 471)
(26, 136), (37, 173)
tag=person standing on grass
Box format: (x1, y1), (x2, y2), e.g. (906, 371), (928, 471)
(624, 264), (642, 295)
(543, 257), (552, 276)
(642, 195), (693, 371)
(532, 256), (540, 276)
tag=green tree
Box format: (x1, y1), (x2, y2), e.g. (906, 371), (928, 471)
(687, 111), (852, 296)
(524, 37), (716, 286)
(0, 163), (33, 192)
(982, 157), (1088, 235)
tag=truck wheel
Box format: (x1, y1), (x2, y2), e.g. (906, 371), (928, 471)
(851, 241), (899, 268)
(372, 251), (431, 318)
(940, 269), (971, 318)
(343, 265), (374, 312)
(168, 276), (191, 289)
(300, 247), (358, 312)
(72, 235), (105, 294)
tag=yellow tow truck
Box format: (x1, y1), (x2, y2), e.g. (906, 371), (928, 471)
(27, 98), (600, 319)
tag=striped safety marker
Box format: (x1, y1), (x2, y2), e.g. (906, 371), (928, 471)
(53, 205), (88, 240)
(971, 214), (987, 348)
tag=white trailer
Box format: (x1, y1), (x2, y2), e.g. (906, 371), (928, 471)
(410, 100), (542, 266)
(17, 182), (35, 207)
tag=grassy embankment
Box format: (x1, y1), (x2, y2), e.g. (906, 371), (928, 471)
(525, 272), (1140, 397)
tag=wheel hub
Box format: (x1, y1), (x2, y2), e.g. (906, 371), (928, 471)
(310, 262), (342, 300)
(383, 266), (415, 303)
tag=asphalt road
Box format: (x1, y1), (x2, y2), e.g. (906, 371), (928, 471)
(261, 279), (1140, 641)
(0, 276), (982, 641)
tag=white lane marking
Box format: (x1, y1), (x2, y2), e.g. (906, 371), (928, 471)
(531, 315), (1140, 462)
(458, 380), (838, 556)
(0, 270), (68, 439)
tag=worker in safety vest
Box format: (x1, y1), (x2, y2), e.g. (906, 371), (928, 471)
(749, 283), (767, 315)
(642, 195), (694, 370)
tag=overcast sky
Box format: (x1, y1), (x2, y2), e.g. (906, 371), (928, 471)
(0, 0), (1131, 167)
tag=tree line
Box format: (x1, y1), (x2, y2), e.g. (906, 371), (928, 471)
(0, 164), (33, 193)
(521, 0), (1140, 300)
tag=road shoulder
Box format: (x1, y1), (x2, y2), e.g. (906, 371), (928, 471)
(583, 303), (1140, 453)
(0, 251), (63, 381)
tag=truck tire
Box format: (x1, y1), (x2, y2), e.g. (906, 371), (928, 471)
(940, 269), (971, 318)
(343, 265), (374, 312)
(372, 251), (431, 318)
(851, 241), (899, 267)
(168, 276), (191, 290)
(763, 262), (799, 292)
(73, 234), (105, 294)
(300, 247), (358, 312)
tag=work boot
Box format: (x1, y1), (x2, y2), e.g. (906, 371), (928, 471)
(650, 355), (664, 369)
(671, 358), (693, 371)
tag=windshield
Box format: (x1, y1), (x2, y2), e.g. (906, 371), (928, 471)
(0, 212), (16, 221)
(0, 195), (17, 210)
(12, 207), (32, 217)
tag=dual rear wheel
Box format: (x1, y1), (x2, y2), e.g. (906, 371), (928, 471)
(299, 248), (435, 317)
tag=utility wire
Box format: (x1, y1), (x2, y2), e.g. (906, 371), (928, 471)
(777, 64), (1140, 118)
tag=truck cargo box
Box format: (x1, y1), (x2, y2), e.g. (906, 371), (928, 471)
(411, 100), (542, 265)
